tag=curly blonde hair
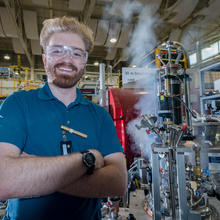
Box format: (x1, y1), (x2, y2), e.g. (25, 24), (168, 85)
(40, 16), (94, 53)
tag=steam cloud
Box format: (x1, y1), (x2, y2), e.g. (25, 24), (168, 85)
(126, 7), (158, 66)
(103, 1), (160, 162)
(116, 1), (159, 162)
(103, 0), (159, 64)
(127, 70), (157, 162)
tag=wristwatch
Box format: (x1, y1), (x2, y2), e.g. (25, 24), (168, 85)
(81, 150), (96, 175)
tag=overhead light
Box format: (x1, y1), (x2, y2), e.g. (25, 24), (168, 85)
(4, 55), (10, 60)
(132, 65), (137, 68)
(110, 38), (117, 43)
(206, 46), (213, 51)
(94, 61), (99, 66)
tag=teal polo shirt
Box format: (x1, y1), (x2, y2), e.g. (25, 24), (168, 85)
(0, 83), (123, 220)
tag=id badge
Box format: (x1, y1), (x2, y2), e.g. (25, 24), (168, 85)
(60, 140), (72, 155)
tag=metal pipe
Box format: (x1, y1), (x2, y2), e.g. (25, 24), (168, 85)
(175, 51), (183, 64)
(156, 54), (166, 66)
(175, 130), (184, 147)
(99, 63), (106, 107)
(99, 63), (105, 91)
(106, 64), (113, 85)
(168, 148), (176, 219)
(167, 41), (172, 64)
(183, 70), (192, 128)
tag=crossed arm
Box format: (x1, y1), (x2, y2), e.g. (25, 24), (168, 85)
(59, 152), (127, 198)
(0, 142), (127, 200)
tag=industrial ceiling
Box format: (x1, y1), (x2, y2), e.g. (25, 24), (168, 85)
(0, 0), (220, 75)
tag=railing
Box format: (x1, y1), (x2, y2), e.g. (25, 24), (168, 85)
(0, 78), (43, 97)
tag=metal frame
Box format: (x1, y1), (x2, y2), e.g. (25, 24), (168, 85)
(199, 61), (220, 115)
(152, 146), (201, 220)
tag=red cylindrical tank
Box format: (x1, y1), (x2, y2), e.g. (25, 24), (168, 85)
(108, 88), (147, 169)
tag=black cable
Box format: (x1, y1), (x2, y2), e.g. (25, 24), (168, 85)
(173, 96), (197, 118)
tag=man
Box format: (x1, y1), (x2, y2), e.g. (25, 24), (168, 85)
(0, 16), (127, 220)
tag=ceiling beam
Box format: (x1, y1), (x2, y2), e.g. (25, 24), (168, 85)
(3, 0), (34, 67)
(48, 0), (53, 18)
(82, 0), (96, 24)
(112, 48), (124, 69)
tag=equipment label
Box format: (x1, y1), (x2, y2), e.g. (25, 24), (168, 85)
(122, 67), (146, 85)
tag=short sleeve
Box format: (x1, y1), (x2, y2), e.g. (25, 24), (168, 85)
(0, 93), (27, 151)
(98, 111), (124, 157)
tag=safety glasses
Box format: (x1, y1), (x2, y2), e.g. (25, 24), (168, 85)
(46, 45), (88, 64)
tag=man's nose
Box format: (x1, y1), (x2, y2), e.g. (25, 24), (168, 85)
(63, 49), (74, 61)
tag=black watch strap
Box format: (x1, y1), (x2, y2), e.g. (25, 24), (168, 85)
(87, 164), (95, 175)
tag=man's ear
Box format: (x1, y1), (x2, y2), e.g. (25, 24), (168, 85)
(42, 54), (46, 66)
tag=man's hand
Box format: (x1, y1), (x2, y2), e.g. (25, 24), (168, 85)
(89, 149), (104, 169)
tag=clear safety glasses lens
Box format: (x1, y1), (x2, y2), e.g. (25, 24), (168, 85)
(46, 45), (88, 64)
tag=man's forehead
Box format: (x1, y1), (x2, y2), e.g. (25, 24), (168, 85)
(48, 32), (86, 50)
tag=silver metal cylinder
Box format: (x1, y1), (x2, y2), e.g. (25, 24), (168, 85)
(99, 63), (106, 107)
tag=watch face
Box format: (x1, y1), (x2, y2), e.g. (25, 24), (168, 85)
(84, 152), (95, 167)
(82, 151), (96, 175)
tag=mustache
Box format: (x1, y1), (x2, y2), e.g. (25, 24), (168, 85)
(54, 62), (78, 72)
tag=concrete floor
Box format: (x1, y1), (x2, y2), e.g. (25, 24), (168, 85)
(118, 190), (152, 220)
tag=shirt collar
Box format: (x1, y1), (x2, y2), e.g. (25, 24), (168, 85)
(38, 82), (89, 105)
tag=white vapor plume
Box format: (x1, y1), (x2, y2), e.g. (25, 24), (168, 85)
(127, 69), (157, 163)
(126, 6), (158, 66)
(101, 0), (142, 38)
(102, 1), (160, 162)
(108, 0), (142, 23)
(123, 1), (159, 162)
(102, 0), (159, 59)
(105, 0), (160, 161)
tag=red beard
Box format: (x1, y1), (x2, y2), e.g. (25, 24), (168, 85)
(50, 62), (84, 88)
